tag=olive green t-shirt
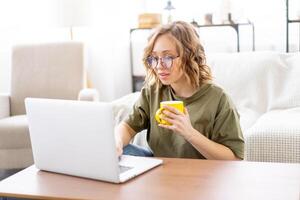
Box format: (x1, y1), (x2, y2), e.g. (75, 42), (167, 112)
(124, 83), (244, 159)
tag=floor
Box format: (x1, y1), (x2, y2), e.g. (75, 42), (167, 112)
(0, 169), (29, 200)
(0, 169), (22, 181)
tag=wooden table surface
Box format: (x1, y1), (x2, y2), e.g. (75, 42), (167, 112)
(0, 158), (299, 200)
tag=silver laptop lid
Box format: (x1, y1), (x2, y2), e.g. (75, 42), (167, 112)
(25, 98), (120, 182)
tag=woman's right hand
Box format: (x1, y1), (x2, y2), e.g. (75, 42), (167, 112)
(115, 136), (123, 157)
(115, 122), (136, 157)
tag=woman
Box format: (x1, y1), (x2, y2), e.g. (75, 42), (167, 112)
(115, 21), (244, 160)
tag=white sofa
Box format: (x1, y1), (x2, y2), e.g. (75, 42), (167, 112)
(112, 51), (300, 163)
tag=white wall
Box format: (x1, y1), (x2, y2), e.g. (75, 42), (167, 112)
(147, 0), (299, 52)
(83, 0), (140, 101)
(0, 0), (140, 101)
(0, 0), (299, 100)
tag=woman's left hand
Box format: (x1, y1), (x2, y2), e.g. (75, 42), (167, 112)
(158, 105), (195, 139)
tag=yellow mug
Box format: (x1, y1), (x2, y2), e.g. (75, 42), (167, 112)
(155, 101), (184, 125)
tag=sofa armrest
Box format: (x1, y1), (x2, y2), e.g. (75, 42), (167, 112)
(78, 88), (99, 101)
(245, 108), (300, 163)
(0, 93), (10, 119)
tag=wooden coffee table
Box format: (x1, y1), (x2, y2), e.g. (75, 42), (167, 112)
(0, 158), (299, 200)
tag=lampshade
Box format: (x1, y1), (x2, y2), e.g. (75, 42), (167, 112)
(58, 0), (90, 27)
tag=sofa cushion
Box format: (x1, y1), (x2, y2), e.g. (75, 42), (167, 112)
(269, 52), (300, 110)
(206, 51), (294, 134)
(245, 108), (300, 163)
(111, 92), (150, 148)
(238, 107), (262, 134)
(10, 42), (84, 115)
(0, 115), (31, 149)
(111, 92), (140, 127)
(207, 51), (286, 113)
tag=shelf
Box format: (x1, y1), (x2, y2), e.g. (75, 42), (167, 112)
(196, 22), (253, 27)
(130, 28), (152, 33)
(129, 22), (256, 91)
(196, 22), (255, 52)
(286, 0), (300, 52)
(288, 19), (300, 23)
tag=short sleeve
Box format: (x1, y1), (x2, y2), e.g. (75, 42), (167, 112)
(124, 87), (150, 134)
(212, 93), (245, 159)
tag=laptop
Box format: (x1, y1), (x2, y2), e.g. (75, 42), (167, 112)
(25, 98), (162, 183)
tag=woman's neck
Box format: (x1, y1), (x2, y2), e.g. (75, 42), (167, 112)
(171, 82), (198, 98)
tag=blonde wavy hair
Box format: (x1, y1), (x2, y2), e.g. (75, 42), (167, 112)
(142, 21), (212, 88)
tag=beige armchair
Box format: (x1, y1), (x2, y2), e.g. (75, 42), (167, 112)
(0, 42), (98, 172)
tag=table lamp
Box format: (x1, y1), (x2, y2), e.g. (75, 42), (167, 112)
(59, 0), (90, 40)
(58, 0), (92, 88)
(164, 0), (175, 23)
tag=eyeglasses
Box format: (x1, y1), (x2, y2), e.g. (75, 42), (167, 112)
(146, 55), (179, 69)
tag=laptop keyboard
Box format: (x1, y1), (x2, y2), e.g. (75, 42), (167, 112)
(119, 165), (133, 173)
